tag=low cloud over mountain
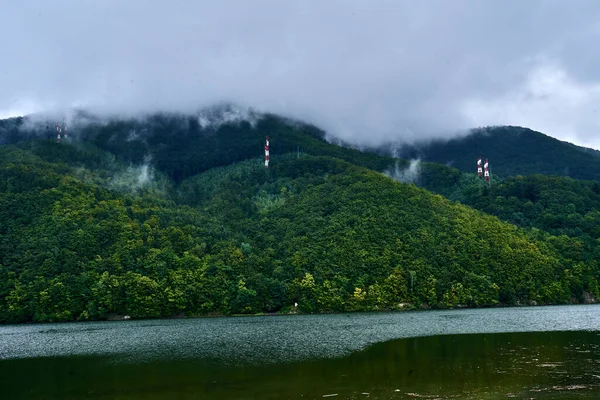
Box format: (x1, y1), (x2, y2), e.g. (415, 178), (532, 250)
(2, 1), (600, 148)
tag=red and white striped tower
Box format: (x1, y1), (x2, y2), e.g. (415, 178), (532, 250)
(484, 159), (490, 183)
(56, 124), (62, 143)
(264, 136), (270, 168)
(477, 157), (483, 177)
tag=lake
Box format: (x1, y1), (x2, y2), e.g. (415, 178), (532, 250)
(1, 305), (599, 399)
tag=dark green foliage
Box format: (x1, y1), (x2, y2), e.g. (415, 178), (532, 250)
(71, 114), (334, 182)
(0, 112), (445, 185)
(451, 175), (600, 239)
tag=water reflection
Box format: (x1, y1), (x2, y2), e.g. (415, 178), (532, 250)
(2, 331), (599, 399)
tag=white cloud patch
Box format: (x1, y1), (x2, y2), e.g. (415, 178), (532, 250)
(197, 104), (260, 129)
(108, 156), (159, 193)
(384, 159), (422, 185)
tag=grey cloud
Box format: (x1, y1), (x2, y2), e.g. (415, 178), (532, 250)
(2, 0), (600, 148)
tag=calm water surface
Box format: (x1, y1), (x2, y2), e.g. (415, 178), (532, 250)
(1, 305), (600, 399)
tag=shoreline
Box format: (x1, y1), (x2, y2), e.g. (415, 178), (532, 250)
(2, 300), (598, 326)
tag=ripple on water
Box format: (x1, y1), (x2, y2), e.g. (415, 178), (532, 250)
(0, 304), (599, 365)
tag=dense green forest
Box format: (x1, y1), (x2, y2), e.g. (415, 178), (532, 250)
(377, 126), (600, 181)
(0, 112), (599, 323)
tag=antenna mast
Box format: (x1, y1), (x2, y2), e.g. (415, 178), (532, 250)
(484, 159), (490, 185)
(265, 136), (270, 168)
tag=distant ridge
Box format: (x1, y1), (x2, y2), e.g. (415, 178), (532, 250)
(374, 126), (600, 181)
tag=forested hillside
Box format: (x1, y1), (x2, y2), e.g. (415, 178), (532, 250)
(449, 174), (600, 238)
(1, 112), (599, 323)
(379, 126), (600, 181)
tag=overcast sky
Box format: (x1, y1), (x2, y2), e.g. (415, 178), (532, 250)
(2, 0), (600, 148)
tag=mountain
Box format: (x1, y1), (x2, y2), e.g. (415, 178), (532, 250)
(0, 111), (598, 323)
(0, 108), (463, 193)
(377, 126), (600, 181)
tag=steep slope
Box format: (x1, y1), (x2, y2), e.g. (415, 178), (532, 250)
(1, 143), (597, 323)
(441, 173), (600, 300)
(380, 126), (600, 181)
